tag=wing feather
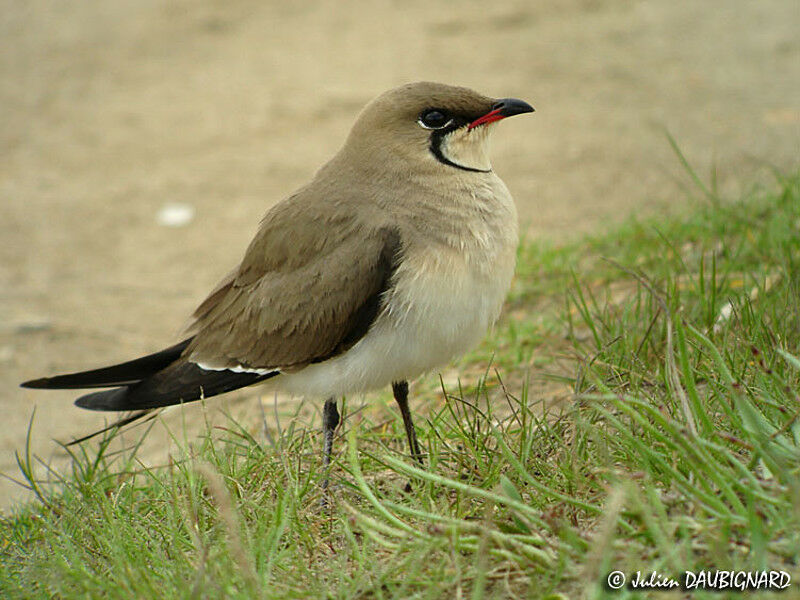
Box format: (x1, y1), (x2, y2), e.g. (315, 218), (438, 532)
(187, 211), (401, 371)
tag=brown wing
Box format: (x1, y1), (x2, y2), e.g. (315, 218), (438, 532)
(185, 201), (401, 371)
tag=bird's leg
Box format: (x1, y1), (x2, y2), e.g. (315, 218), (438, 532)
(321, 397), (340, 492)
(392, 380), (424, 465)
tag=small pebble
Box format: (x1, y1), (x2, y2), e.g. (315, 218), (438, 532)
(156, 203), (195, 227)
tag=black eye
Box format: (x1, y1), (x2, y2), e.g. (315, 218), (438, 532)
(418, 109), (452, 130)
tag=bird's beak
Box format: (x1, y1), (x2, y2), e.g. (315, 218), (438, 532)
(468, 98), (535, 130)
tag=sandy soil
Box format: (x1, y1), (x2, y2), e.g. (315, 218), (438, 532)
(1, 0), (798, 508)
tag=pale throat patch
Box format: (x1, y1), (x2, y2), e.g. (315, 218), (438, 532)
(439, 126), (493, 172)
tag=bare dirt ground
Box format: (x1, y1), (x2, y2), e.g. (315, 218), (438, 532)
(1, 0), (798, 507)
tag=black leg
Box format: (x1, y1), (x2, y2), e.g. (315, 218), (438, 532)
(392, 380), (424, 465)
(321, 397), (340, 492)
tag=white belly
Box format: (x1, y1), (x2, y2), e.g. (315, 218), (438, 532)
(276, 243), (516, 398)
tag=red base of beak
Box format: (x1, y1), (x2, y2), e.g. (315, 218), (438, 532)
(468, 109), (506, 130)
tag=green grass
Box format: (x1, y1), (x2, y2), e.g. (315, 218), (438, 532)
(2, 170), (799, 599)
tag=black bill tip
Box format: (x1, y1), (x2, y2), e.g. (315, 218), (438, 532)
(468, 97), (535, 129)
(492, 98), (535, 117)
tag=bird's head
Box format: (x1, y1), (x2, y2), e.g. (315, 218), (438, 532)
(343, 81), (534, 175)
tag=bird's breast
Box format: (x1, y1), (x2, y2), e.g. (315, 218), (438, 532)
(385, 237), (517, 360)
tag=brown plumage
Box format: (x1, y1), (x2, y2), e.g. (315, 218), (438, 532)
(185, 83), (497, 372)
(21, 82), (534, 466)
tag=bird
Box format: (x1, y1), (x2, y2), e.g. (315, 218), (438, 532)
(21, 81), (534, 479)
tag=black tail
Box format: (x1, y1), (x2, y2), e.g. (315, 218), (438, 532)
(21, 339), (193, 389)
(21, 338), (278, 411)
(74, 361), (278, 411)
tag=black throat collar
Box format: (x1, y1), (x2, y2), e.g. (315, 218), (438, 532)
(428, 126), (492, 174)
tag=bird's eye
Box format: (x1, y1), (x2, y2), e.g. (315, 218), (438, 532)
(418, 109), (452, 130)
